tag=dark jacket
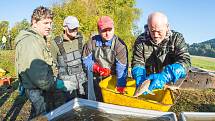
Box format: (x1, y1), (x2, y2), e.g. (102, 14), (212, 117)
(132, 27), (191, 75)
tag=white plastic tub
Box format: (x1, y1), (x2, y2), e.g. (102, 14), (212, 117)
(45, 98), (177, 121)
(180, 112), (215, 121)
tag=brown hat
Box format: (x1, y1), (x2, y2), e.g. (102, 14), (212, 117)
(97, 16), (114, 30)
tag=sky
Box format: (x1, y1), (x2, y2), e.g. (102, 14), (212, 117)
(135, 0), (215, 44)
(0, 0), (57, 25)
(0, 0), (214, 44)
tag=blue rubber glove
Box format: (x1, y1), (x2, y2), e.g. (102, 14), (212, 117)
(132, 66), (146, 87)
(147, 73), (168, 92)
(116, 59), (127, 88)
(147, 63), (186, 92)
(18, 82), (25, 96)
(56, 79), (66, 91)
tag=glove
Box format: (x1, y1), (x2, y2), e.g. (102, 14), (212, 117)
(135, 76), (145, 87)
(56, 79), (66, 91)
(146, 63), (186, 92)
(147, 73), (168, 92)
(18, 82), (25, 96)
(93, 63), (111, 77)
(131, 66), (146, 87)
(116, 86), (126, 94)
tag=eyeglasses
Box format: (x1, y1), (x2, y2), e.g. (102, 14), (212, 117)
(68, 27), (78, 33)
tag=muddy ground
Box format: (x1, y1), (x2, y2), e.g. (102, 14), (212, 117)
(170, 89), (215, 114)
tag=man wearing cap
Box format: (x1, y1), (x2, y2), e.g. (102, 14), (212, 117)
(82, 16), (128, 101)
(51, 16), (87, 106)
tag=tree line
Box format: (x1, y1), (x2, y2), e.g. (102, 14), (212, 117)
(188, 38), (215, 58)
(0, 0), (141, 54)
(1, 0), (215, 59)
(0, 19), (30, 50)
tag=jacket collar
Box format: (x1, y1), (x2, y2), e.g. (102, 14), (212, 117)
(95, 35), (115, 47)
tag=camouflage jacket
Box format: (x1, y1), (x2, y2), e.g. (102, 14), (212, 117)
(15, 27), (55, 91)
(131, 28), (191, 75)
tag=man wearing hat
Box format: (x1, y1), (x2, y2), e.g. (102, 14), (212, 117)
(51, 16), (87, 107)
(82, 16), (128, 101)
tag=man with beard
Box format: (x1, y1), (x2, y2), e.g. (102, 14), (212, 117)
(51, 16), (87, 107)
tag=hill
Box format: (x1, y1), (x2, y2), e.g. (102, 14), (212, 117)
(188, 38), (215, 58)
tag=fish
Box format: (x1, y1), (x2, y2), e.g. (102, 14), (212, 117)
(133, 80), (155, 97)
(133, 79), (181, 97)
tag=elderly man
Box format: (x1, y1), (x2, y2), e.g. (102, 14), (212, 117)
(131, 12), (191, 93)
(15, 6), (65, 117)
(82, 16), (128, 101)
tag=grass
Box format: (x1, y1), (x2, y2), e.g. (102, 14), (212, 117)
(0, 50), (31, 120)
(191, 55), (215, 71)
(0, 50), (16, 77)
(0, 81), (31, 121)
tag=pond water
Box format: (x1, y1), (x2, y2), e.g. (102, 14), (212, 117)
(52, 106), (172, 121)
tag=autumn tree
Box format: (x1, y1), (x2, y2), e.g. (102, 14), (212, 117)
(51, 0), (141, 54)
(0, 21), (9, 41)
(10, 19), (30, 49)
(0, 21), (10, 49)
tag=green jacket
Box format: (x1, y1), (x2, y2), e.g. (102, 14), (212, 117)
(15, 27), (55, 91)
(132, 28), (191, 75)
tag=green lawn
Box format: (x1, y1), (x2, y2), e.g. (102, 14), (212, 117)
(191, 55), (215, 71)
(0, 50), (16, 77)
